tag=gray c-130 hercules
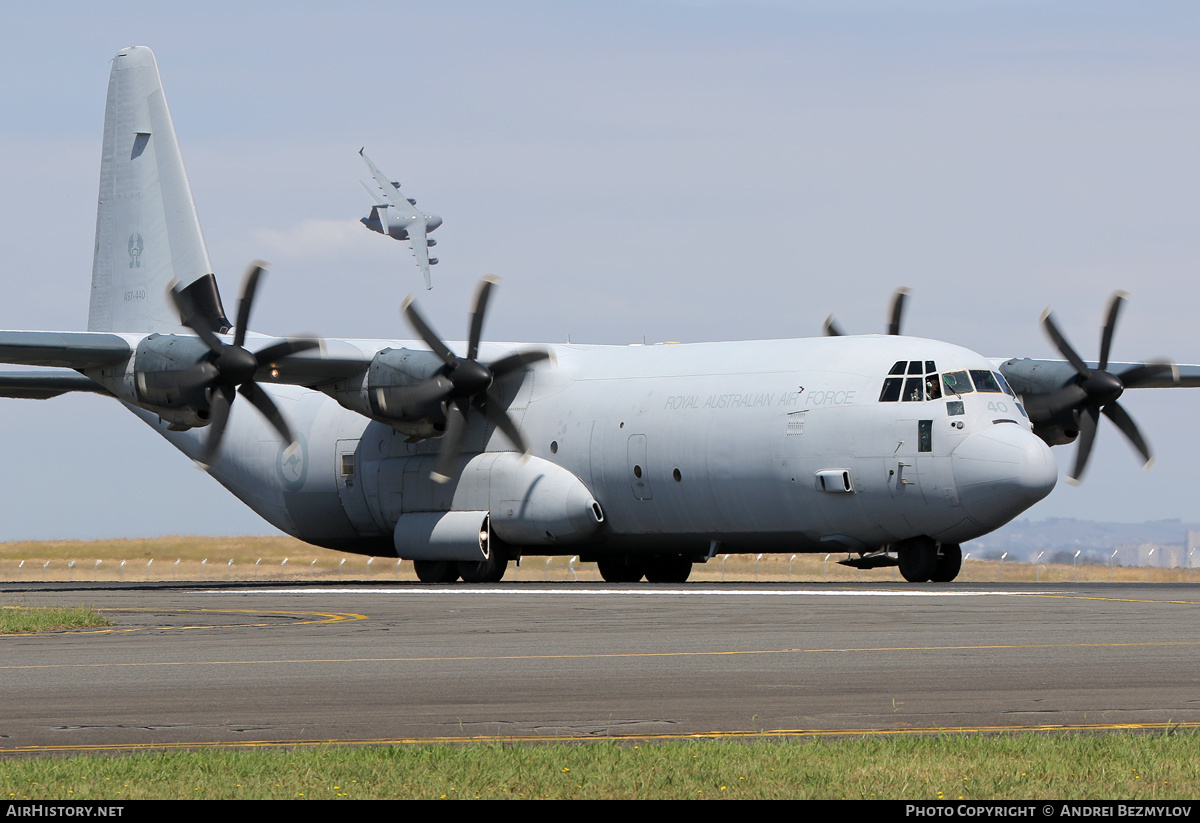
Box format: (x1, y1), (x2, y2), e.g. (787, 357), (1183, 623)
(2, 46), (1198, 584)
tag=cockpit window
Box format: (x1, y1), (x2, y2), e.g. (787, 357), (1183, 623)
(880, 361), (940, 402)
(879, 378), (903, 402)
(942, 371), (973, 395)
(902, 377), (924, 401)
(994, 371), (1015, 397)
(970, 369), (1003, 393)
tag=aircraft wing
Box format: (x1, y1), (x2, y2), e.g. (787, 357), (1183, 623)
(0, 369), (109, 399)
(359, 149), (409, 210)
(998, 358), (1200, 395)
(0, 331), (131, 369)
(408, 220), (432, 290)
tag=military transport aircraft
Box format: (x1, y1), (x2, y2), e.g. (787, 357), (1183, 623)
(1, 46), (1198, 584)
(358, 149), (443, 289)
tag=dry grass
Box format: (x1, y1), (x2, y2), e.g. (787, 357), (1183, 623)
(0, 536), (1193, 584)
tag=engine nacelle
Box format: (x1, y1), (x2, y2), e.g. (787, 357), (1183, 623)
(126, 334), (215, 429)
(321, 347), (447, 439)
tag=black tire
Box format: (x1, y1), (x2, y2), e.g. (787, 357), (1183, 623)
(929, 543), (962, 583)
(458, 554), (508, 583)
(898, 540), (937, 583)
(597, 557), (646, 583)
(413, 559), (460, 583)
(644, 555), (693, 583)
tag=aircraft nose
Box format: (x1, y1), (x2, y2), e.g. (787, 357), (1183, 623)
(427, 214), (443, 231)
(951, 424), (1058, 528)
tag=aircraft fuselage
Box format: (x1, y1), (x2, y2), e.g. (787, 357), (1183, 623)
(121, 332), (1057, 563)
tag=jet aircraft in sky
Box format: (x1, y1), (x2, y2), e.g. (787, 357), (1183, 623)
(1, 46), (1197, 584)
(358, 149), (442, 289)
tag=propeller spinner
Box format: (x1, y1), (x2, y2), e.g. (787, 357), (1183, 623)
(397, 276), (551, 483)
(158, 262), (318, 465)
(1036, 292), (1174, 483)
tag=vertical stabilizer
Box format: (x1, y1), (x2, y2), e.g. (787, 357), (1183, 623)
(88, 46), (213, 333)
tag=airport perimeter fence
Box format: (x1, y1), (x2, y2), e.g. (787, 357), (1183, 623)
(1, 543), (1198, 584)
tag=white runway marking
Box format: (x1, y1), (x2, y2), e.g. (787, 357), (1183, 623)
(200, 587), (1044, 597)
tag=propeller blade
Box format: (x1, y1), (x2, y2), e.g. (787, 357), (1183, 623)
(1098, 291), (1127, 372)
(1041, 309), (1090, 375)
(238, 381), (295, 446)
(200, 385), (236, 466)
(1101, 400), (1153, 469)
(430, 400), (468, 484)
(488, 349), (552, 378)
(887, 288), (910, 336)
(467, 275), (498, 361)
(823, 316), (843, 337)
(478, 388), (528, 455)
(171, 285), (225, 353)
(1116, 362), (1176, 389)
(1068, 405), (1100, 484)
(402, 295), (457, 367)
(253, 337), (320, 367)
(233, 262), (266, 349)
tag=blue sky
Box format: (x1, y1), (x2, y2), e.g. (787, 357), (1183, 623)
(1, 2), (1199, 539)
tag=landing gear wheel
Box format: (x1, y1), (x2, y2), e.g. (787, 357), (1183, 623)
(898, 540), (938, 583)
(644, 555), (693, 583)
(597, 557), (646, 583)
(458, 553), (509, 583)
(929, 543), (962, 583)
(413, 560), (460, 583)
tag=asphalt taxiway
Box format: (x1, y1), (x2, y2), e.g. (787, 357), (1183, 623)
(2, 581), (1198, 752)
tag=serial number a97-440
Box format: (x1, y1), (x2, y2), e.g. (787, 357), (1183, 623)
(123, 289), (146, 302)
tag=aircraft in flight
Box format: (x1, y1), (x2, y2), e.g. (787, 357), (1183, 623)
(358, 149), (442, 289)
(1, 46), (1197, 584)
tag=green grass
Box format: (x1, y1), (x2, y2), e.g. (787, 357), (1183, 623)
(4, 732), (1200, 799)
(0, 606), (112, 634)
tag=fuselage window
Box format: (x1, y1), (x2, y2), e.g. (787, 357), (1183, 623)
(946, 399), (965, 416)
(918, 420), (933, 452)
(902, 377), (924, 401)
(942, 371), (973, 395)
(970, 369), (1003, 393)
(879, 378), (903, 402)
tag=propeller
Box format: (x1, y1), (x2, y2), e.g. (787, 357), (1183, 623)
(158, 262), (318, 465)
(824, 287), (910, 337)
(1036, 292), (1174, 483)
(397, 276), (552, 483)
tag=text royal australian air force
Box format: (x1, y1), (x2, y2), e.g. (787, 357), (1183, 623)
(663, 387), (851, 411)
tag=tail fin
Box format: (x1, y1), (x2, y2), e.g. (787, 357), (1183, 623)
(88, 46), (215, 333)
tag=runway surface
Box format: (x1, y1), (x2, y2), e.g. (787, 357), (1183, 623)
(2, 581), (1198, 753)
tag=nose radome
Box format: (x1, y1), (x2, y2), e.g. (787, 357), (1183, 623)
(951, 424), (1058, 529)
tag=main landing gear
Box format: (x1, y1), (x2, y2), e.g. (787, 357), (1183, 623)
(596, 554), (694, 583)
(896, 538), (961, 583)
(413, 551), (509, 583)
